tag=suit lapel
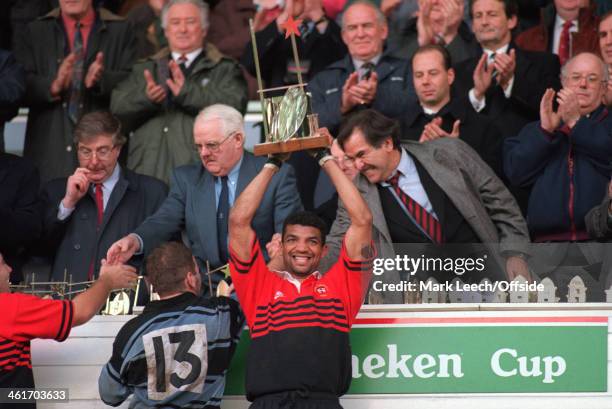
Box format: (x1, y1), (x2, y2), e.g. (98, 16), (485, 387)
(195, 168), (220, 266)
(99, 170), (129, 232)
(404, 143), (478, 223)
(235, 151), (255, 198)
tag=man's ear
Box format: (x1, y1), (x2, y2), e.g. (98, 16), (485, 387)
(321, 243), (329, 259)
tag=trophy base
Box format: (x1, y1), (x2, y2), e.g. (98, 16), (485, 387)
(253, 135), (329, 156)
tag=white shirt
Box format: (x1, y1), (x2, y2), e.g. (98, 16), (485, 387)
(380, 148), (438, 219)
(58, 164), (121, 220)
(171, 48), (203, 69)
(552, 15), (578, 56)
(468, 43), (515, 112)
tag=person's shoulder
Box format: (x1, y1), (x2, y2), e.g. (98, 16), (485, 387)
(517, 47), (559, 66)
(98, 7), (128, 24)
(173, 162), (204, 180)
(42, 176), (69, 195)
(126, 169), (168, 192)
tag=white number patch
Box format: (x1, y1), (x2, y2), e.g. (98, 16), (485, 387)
(143, 324), (208, 400)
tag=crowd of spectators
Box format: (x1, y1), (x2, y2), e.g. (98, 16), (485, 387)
(1, 0), (612, 295)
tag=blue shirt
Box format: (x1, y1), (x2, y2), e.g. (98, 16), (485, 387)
(214, 156), (243, 209)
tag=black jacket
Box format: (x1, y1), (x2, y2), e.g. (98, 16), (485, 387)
(400, 99), (504, 177)
(452, 44), (561, 138)
(0, 152), (41, 283)
(40, 167), (167, 282)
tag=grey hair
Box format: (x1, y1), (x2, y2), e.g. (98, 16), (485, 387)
(161, 0), (209, 29)
(195, 104), (245, 138)
(561, 52), (609, 83)
(341, 0), (387, 30)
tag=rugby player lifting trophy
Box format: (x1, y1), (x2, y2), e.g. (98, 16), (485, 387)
(249, 16), (329, 155)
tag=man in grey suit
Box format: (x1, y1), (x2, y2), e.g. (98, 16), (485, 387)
(107, 104), (302, 293)
(323, 109), (530, 304)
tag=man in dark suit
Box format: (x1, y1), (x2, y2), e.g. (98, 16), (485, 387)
(401, 44), (504, 176)
(453, 0), (561, 139)
(107, 104), (303, 294)
(40, 111), (168, 283)
(0, 152), (41, 284)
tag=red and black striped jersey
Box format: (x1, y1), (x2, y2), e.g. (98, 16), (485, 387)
(229, 238), (373, 401)
(0, 293), (73, 396)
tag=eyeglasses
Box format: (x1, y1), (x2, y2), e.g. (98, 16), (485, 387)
(77, 145), (115, 160)
(194, 132), (237, 153)
(566, 73), (606, 86)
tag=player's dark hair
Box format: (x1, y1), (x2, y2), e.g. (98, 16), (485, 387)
(282, 211), (327, 244)
(145, 242), (196, 296)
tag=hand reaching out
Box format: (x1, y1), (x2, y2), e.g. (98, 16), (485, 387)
(84, 52), (104, 89)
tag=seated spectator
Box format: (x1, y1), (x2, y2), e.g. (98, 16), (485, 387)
(598, 11), (612, 105)
(323, 109), (529, 304)
(504, 52), (612, 242)
(99, 242), (243, 408)
(112, 0), (248, 184)
(402, 44), (504, 175)
(106, 104), (302, 295)
(40, 111), (168, 283)
(0, 50), (25, 152)
(242, 0), (346, 93)
(15, 0), (136, 182)
(309, 0), (417, 135)
(388, 0), (481, 66)
(0, 252), (137, 404)
(0, 152), (41, 284)
(516, 0), (601, 66)
(126, 0), (169, 59)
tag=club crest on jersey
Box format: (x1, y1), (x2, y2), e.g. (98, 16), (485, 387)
(314, 284), (329, 297)
(274, 290), (284, 300)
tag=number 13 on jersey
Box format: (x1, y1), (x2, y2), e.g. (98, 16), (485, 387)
(143, 324), (208, 400)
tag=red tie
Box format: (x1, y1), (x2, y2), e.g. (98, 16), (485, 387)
(177, 54), (188, 66)
(558, 20), (573, 66)
(388, 173), (444, 244)
(95, 183), (104, 226)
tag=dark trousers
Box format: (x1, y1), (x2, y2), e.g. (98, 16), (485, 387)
(250, 392), (342, 409)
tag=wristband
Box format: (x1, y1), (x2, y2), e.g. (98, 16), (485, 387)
(318, 154), (335, 167)
(265, 156), (282, 169)
(313, 148), (331, 163)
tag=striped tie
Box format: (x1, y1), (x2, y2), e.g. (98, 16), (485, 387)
(387, 172), (444, 244)
(68, 21), (84, 123)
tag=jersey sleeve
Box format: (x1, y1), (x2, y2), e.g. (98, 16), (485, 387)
(329, 240), (376, 325)
(229, 237), (272, 328)
(0, 293), (73, 342)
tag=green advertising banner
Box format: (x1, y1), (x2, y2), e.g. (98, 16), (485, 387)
(225, 315), (608, 395)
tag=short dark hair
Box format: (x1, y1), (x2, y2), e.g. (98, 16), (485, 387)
(337, 109), (401, 151)
(73, 111), (126, 146)
(600, 10), (612, 28)
(145, 242), (196, 296)
(469, 0), (518, 18)
(282, 211), (327, 244)
(412, 44), (453, 70)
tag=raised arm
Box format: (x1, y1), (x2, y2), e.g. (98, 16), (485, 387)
(318, 149), (373, 260)
(229, 162), (280, 261)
